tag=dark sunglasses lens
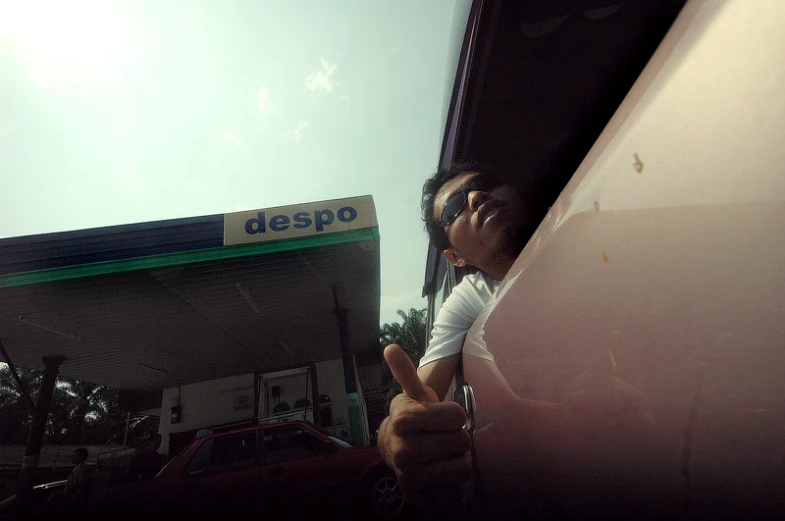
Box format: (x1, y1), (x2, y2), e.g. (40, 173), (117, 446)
(440, 174), (504, 226)
(442, 193), (466, 226)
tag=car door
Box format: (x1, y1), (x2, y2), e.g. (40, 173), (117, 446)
(173, 430), (262, 512)
(447, 0), (785, 520)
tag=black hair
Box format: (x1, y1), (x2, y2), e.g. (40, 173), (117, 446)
(421, 161), (484, 251)
(73, 447), (88, 461)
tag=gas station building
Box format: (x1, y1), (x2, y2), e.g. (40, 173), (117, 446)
(0, 195), (386, 490)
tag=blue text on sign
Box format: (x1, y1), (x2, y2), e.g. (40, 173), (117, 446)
(244, 207), (358, 235)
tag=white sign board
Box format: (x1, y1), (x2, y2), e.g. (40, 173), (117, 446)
(223, 195), (377, 246)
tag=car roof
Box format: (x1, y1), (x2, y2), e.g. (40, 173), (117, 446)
(199, 420), (316, 441)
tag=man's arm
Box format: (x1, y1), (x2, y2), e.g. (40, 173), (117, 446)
(377, 275), (492, 500)
(417, 353), (460, 402)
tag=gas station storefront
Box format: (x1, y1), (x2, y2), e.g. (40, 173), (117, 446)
(0, 195), (384, 499)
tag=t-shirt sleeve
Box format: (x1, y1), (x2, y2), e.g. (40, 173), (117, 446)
(418, 272), (497, 368)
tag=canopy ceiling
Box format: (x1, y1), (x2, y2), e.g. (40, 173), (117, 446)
(0, 196), (380, 390)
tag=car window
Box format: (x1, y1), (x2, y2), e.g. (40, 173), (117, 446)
(208, 432), (257, 470)
(184, 431), (258, 475)
(184, 439), (214, 475)
(263, 425), (329, 464)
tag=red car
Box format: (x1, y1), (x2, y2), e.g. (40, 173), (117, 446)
(96, 421), (403, 519)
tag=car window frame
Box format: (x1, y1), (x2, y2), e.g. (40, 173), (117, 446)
(261, 424), (336, 466)
(183, 429), (261, 477)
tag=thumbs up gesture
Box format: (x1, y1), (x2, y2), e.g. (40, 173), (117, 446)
(377, 345), (473, 497)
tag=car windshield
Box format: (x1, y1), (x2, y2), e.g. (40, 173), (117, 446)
(156, 450), (184, 478)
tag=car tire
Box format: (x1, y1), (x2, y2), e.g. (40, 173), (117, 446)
(366, 468), (405, 518)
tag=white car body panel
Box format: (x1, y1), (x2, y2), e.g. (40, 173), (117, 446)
(463, 0), (785, 517)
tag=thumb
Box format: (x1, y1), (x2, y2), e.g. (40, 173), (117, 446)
(384, 344), (439, 403)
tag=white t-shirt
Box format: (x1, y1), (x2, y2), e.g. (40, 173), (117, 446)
(419, 271), (500, 368)
(66, 461), (90, 492)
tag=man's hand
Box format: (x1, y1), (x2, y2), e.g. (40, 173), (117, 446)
(377, 345), (473, 499)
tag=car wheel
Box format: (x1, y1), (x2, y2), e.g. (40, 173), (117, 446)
(367, 469), (405, 518)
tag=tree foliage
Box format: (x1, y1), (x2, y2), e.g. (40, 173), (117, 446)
(380, 308), (427, 366)
(0, 366), (40, 444)
(0, 364), (155, 447)
(379, 308), (428, 413)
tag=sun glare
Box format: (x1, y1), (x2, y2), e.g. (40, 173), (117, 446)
(0, 0), (133, 88)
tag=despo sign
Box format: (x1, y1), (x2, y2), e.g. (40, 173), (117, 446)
(223, 196), (376, 246)
(244, 206), (358, 235)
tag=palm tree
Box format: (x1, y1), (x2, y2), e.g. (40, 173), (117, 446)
(49, 377), (145, 445)
(380, 308), (427, 413)
(380, 308), (427, 365)
(0, 364), (148, 446)
(57, 379), (101, 442)
(0, 365), (41, 444)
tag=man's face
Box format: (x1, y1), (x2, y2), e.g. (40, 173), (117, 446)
(72, 451), (84, 464)
(434, 171), (526, 271)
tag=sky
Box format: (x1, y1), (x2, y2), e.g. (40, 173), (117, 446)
(0, 0), (463, 326)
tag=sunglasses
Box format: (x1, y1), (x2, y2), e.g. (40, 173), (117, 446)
(439, 174), (505, 228)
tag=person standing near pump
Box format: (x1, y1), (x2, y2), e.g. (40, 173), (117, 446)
(62, 447), (92, 510)
(377, 164), (530, 503)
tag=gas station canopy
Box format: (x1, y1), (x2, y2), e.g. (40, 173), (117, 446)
(0, 196), (380, 390)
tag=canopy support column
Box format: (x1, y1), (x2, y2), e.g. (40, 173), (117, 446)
(333, 284), (365, 444)
(16, 355), (66, 506)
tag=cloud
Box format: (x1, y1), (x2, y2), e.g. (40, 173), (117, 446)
(305, 57), (339, 92)
(339, 95), (350, 103)
(285, 121), (310, 142)
(221, 130), (249, 152)
(258, 87), (270, 111)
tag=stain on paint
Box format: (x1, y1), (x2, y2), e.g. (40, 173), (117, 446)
(603, 249), (609, 263)
(608, 349), (619, 375)
(594, 201), (600, 211)
(634, 153), (644, 173)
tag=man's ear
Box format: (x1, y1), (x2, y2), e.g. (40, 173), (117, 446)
(443, 248), (467, 267)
